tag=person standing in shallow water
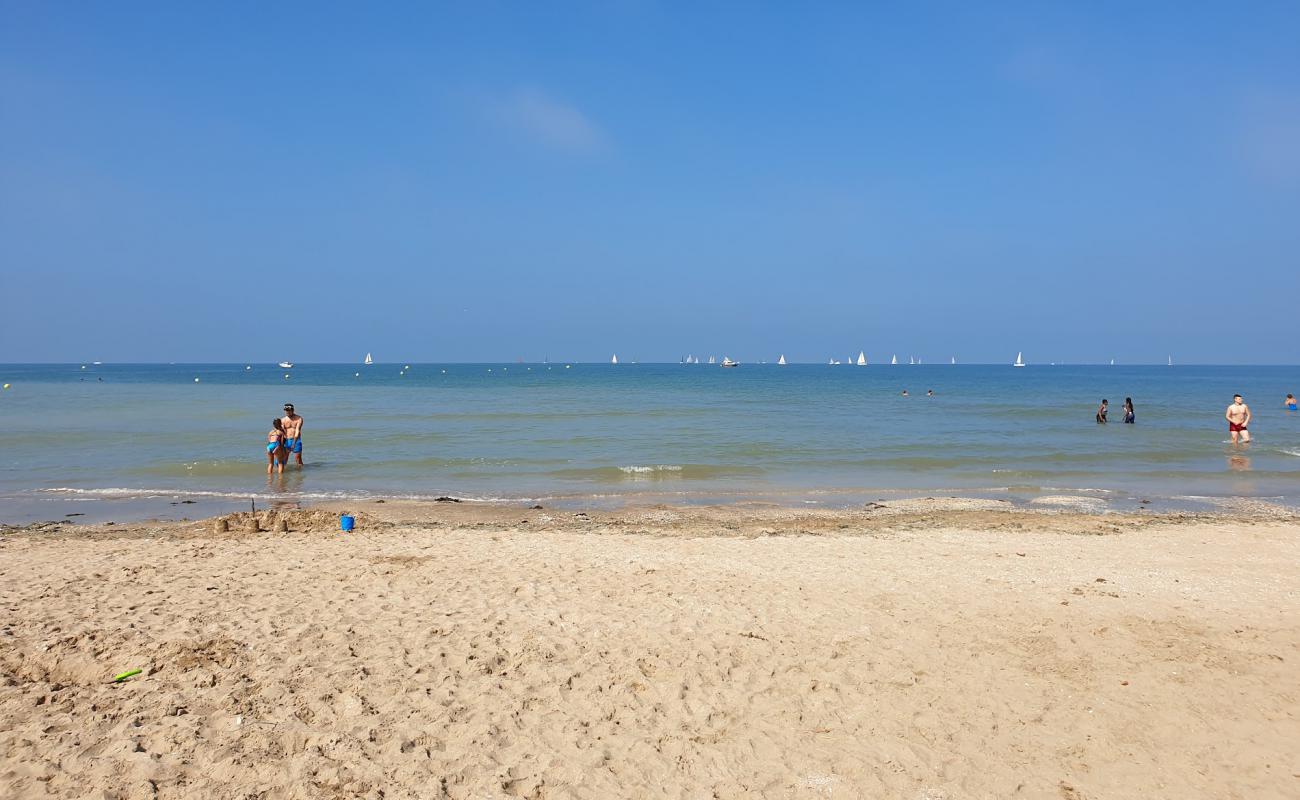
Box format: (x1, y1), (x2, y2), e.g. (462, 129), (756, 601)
(1122, 397), (1135, 424)
(281, 403), (304, 466)
(1226, 394), (1251, 444)
(1096, 399), (1108, 424)
(1286, 393), (1297, 411)
(266, 419), (287, 474)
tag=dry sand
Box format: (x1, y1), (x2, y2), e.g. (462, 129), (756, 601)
(1, 500), (1298, 799)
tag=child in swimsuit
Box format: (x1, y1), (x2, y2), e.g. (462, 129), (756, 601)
(1286, 394), (1297, 411)
(1096, 399), (1108, 424)
(267, 419), (287, 474)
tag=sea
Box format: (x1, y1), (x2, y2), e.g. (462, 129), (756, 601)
(1, 362), (1298, 523)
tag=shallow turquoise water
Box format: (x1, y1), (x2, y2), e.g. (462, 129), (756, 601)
(1, 362), (1297, 521)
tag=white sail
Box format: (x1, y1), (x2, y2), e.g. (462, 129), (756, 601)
(951, 356), (956, 365)
(891, 354), (897, 365)
(708, 355), (716, 364)
(1110, 358), (1114, 366)
(909, 355), (915, 365)
(778, 355), (787, 365)
(1168, 355), (1173, 366)
(611, 354), (618, 364)
(364, 352), (373, 365)
(1013, 352), (1025, 367)
(856, 351), (867, 366)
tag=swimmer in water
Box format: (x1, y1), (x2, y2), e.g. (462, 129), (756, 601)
(1096, 399), (1108, 424)
(1286, 393), (1297, 411)
(1122, 397), (1135, 424)
(926, 389), (934, 397)
(901, 389), (909, 397)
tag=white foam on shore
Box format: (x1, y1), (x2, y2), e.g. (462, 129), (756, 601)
(31, 487), (544, 504)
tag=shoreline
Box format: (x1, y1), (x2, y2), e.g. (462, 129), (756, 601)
(5, 484), (1299, 529)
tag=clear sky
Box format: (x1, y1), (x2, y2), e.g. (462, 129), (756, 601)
(3, 2), (1298, 364)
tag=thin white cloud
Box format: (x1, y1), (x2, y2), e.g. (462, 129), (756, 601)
(492, 88), (609, 154)
(1237, 89), (1300, 182)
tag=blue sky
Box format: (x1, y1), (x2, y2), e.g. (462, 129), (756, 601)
(2, 2), (1298, 364)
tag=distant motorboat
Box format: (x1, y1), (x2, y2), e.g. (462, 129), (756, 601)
(720, 357), (739, 368)
(364, 352), (373, 365)
(778, 354), (787, 366)
(1013, 352), (1025, 368)
(278, 361), (294, 369)
(856, 351), (867, 366)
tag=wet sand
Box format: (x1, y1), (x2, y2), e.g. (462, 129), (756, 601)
(2, 499), (1298, 798)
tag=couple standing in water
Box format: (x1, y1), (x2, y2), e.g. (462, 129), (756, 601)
(1095, 397), (1136, 424)
(266, 403), (304, 474)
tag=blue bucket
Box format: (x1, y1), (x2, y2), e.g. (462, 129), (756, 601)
(340, 515), (355, 532)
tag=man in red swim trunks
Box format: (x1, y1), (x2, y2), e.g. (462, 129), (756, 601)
(1225, 394), (1251, 444)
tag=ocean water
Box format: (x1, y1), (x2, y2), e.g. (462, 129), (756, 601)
(1, 362), (1298, 522)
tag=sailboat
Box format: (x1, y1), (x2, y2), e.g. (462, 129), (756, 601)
(1110, 358), (1115, 366)
(1013, 352), (1025, 368)
(778, 355), (787, 366)
(909, 355), (915, 366)
(891, 354), (897, 365)
(611, 354), (618, 364)
(708, 356), (716, 365)
(1168, 355), (1173, 367)
(364, 352), (373, 365)
(856, 351), (867, 366)
(951, 356), (956, 365)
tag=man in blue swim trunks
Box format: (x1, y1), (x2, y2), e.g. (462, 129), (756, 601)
(281, 403), (305, 466)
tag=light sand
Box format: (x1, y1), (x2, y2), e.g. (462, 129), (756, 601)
(2, 501), (1298, 799)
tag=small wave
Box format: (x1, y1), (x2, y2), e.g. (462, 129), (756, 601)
(618, 464), (683, 474)
(1280, 448), (1300, 458)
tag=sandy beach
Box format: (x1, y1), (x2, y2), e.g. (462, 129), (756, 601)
(2, 499), (1298, 799)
